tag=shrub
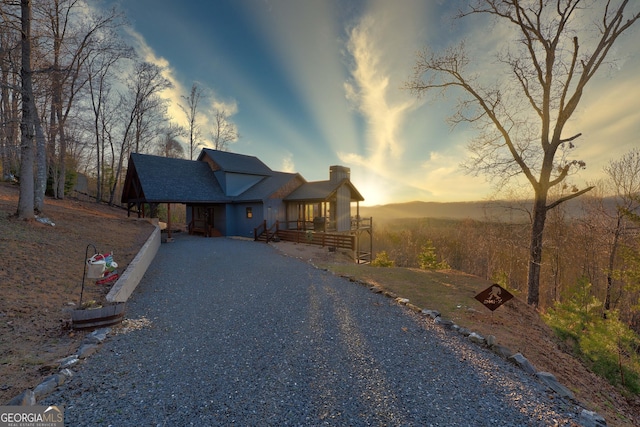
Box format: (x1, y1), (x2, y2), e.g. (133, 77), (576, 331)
(417, 240), (450, 270)
(544, 277), (640, 395)
(371, 251), (395, 267)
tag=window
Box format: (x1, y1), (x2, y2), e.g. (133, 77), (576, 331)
(246, 207), (253, 218)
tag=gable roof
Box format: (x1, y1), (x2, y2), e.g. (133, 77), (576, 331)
(285, 179), (364, 202)
(235, 171), (302, 202)
(121, 150), (364, 206)
(199, 148), (272, 175)
(121, 153), (227, 204)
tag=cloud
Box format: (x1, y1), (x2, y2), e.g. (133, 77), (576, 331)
(281, 152), (295, 173)
(343, 15), (416, 165)
(242, 0), (360, 157)
(123, 27), (243, 151)
(124, 27), (191, 131)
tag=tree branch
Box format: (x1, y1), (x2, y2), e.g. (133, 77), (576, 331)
(547, 186), (595, 210)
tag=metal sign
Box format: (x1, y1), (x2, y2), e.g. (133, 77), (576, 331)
(475, 284), (513, 311)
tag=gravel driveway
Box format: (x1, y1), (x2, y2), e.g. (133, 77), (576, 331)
(44, 235), (580, 426)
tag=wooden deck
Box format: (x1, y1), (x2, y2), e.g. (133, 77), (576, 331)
(254, 219), (372, 264)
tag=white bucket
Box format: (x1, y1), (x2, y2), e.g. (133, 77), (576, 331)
(86, 258), (106, 278)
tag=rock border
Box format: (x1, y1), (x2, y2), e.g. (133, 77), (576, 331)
(338, 274), (608, 427)
(6, 328), (110, 406)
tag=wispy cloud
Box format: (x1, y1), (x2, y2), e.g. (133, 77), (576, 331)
(124, 27), (241, 150)
(281, 152), (295, 173)
(125, 28), (185, 123)
(342, 15), (415, 165)
(243, 0), (360, 160)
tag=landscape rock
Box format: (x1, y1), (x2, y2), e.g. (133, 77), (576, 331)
(58, 355), (79, 369)
(456, 327), (471, 337)
(405, 303), (421, 313)
(536, 371), (575, 400)
(7, 389), (35, 406)
(468, 332), (485, 345)
(434, 317), (455, 328)
(491, 344), (515, 359)
(508, 353), (538, 375)
(33, 376), (58, 399)
(486, 335), (497, 347)
(84, 328), (110, 344)
(77, 343), (99, 359)
(59, 369), (73, 382)
(422, 309), (440, 319)
(579, 409), (607, 427)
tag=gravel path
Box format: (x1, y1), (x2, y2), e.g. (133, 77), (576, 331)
(44, 235), (580, 426)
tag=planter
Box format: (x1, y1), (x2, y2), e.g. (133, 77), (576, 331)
(71, 303), (126, 329)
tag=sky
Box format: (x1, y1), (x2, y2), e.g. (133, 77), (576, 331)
(103, 0), (639, 206)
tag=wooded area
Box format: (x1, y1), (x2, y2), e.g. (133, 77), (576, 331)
(372, 155), (640, 393)
(406, 0), (639, 308)
(0, 0), (237, 216)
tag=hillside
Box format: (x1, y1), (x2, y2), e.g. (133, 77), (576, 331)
(0, 183), (155, 404)
(359, 197), (617, 223)
(0, 182), (638, 425)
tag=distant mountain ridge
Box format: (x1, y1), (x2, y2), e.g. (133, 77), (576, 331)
(358, 198), (618, 223)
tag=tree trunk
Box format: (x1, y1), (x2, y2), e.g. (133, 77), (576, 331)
(17, 0), (35, 220)
(34, 104), (47, 212)
(527, 194), (548, 307)
(56, 119), (66, 199)
(604, 214), (622, 312)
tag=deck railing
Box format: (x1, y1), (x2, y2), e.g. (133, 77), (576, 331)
(253, 218), (372, 263)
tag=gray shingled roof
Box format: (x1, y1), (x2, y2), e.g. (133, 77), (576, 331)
(199, 148), (272, 175)
(125, 153), (228, 203)
(284, 179), (364, 202)
(235, 171), (301, 202)
(122, 150), (364, 206)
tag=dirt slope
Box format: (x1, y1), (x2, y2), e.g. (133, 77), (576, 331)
(0, 182), (155, 403)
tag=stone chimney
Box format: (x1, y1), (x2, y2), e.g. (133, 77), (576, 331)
(330, 165), (350, 183)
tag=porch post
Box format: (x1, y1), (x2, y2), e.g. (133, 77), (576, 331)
(167, 203), (172, 239)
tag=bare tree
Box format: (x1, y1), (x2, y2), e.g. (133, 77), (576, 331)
(107, 61), (170, 205)
(156, 123), (185, 158)
(407, 0), (640, 307)
(211, 108), (239, 151)
(16, 0), (34, 219)
(0, 4), (21, 181)
(39, 0), (122, 200)
(85, 33), (132, 202)
(179, 82), (201, 159)
(602, 148), (640, 312)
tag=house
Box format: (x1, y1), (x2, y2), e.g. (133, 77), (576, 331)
(121, 149), (370, 253)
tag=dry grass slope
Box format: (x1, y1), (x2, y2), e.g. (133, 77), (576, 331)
(0, 183), (155, 404)
(1, 182), (638, 426)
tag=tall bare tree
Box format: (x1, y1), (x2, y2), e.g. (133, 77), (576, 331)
(407, 0), (640, 307)
(179, 82), (201, 159)
(0, 3), (21, 182)
(85, 31), (131, 202)
(39, 0), (121, 200)
(108, 61), (170, 205)
(156, 123), (185, 158)
(602, 148), (640, 312)
(16, 0), (34, 219)
(211, 108), (239, 152)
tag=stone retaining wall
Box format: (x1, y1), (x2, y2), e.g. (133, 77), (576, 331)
(106, 226), (160, 303)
